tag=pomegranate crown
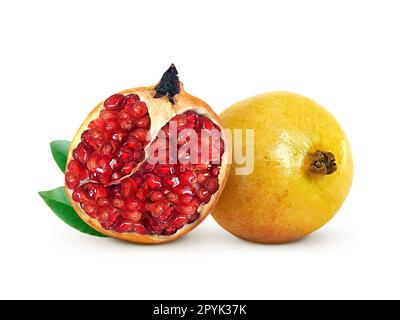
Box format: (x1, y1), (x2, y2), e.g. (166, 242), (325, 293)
(154, 64), (180, 104)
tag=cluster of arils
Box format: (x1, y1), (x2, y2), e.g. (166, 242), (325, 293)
(66, 95), (224, 236)
(65, 93), (150, 188)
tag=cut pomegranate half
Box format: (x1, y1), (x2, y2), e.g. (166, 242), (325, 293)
(65, 65), (230, 244)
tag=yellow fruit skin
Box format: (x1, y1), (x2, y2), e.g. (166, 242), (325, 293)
(212, 92), (353, 244)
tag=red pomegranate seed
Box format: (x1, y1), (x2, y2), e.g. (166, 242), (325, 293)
(67, 159), (82, 173)
(133, 173), (144, 186)
(123, 94), (140, 106)
(98, 156), (111, 169)
(179, 164), (194, 172)
(67, 159), (87, 180)
(149, 191), (165, 202)
(72, 187), (90, 203)
(118, 147), (135, 162)
(121, 161), (137, 175)
(109, 140), (121, 152)
(131, 128), (148, 143)
(179, 194), (194, 205)
(113, 197), (125, 209)
(119, 119), (134, 131)
(144, 173), (162, 189)
(115, 220), (134, 233)
(109, 158), (123, 170)
(131, 101), (148, 118)
(121, 211), (142, 222)
(204, 176), (219, 194)
(134, 115), (150, 129)
(141, 162), (155, 173)
(92, 166), (112, 184)
(110, 185), (121, 196)
(81, 202), (98, 218)
(86, 152), (98, 172)
(101, 218), (118, 230)
(187, 212), (200, 224)
(146, 218), (163, 234)
(173, 185), (193, 196)
(89, 129), (104, 140)
(89, 118), (105, 130)
(154, 164), (176, 177)
(104, 94), (125, 111)
(195, 163), (209, 170)
(163, 175), (180, 188)
(120, 178), (137, 199)
(125, 198), (144, 212)
(97, 197), (111, 207)
(166, 192), (179, 203)
(149, 200), (171, 217)
(160, 187), (170, 195)
(81, 130), (91, 146)
(175, 205), (197, 216)
(112, 131), (128, 142)
(105, 120), (119, 132)
(163, 227), (177, 236)
(100, 142), (114, 156)
(136, 189), (147, 201)
(84, 183), (108, 200)
(172, 216), (187, 228)
(98, 207), (113, 224)
(133, 150), (145, 163)
(133, 223), (148, 235)
(111, 172), (123, 181)
(196, 188), (211, 202)
(65, 172), (80, 189)
(94, 185), (108, 199)
(196, 170), (211, 184)
(179, 171), (196, 185)
(73, 143), (90, 164)
(211, 165), (220, 176)
(119, 109), (131, 120)
(124, 136), (142, 150)
(100, 109), (119, 121)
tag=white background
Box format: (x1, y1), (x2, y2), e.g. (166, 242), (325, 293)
(1, 0), (399, 300)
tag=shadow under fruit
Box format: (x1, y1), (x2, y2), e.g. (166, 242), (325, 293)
(212, 91), (353, 244)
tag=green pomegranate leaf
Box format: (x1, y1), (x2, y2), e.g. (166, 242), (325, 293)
(50, 140), (70, 173)
(39, 187), (107, 238)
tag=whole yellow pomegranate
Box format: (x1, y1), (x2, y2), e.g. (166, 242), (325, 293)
(212, 92), (353, 244)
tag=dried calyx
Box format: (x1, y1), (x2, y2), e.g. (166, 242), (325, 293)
(154, 64), (180, 103)
(309, 150), (337, 175)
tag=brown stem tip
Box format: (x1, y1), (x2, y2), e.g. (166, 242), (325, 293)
(154, 64), (180, 104)
(309, 150), (337, 175)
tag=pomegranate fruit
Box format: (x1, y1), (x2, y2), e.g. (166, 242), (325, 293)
(213, 92), (353, 244)
(65, 65), (230, 244)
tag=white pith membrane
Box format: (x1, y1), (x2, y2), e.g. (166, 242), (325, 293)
(65, 87), (229, 240)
